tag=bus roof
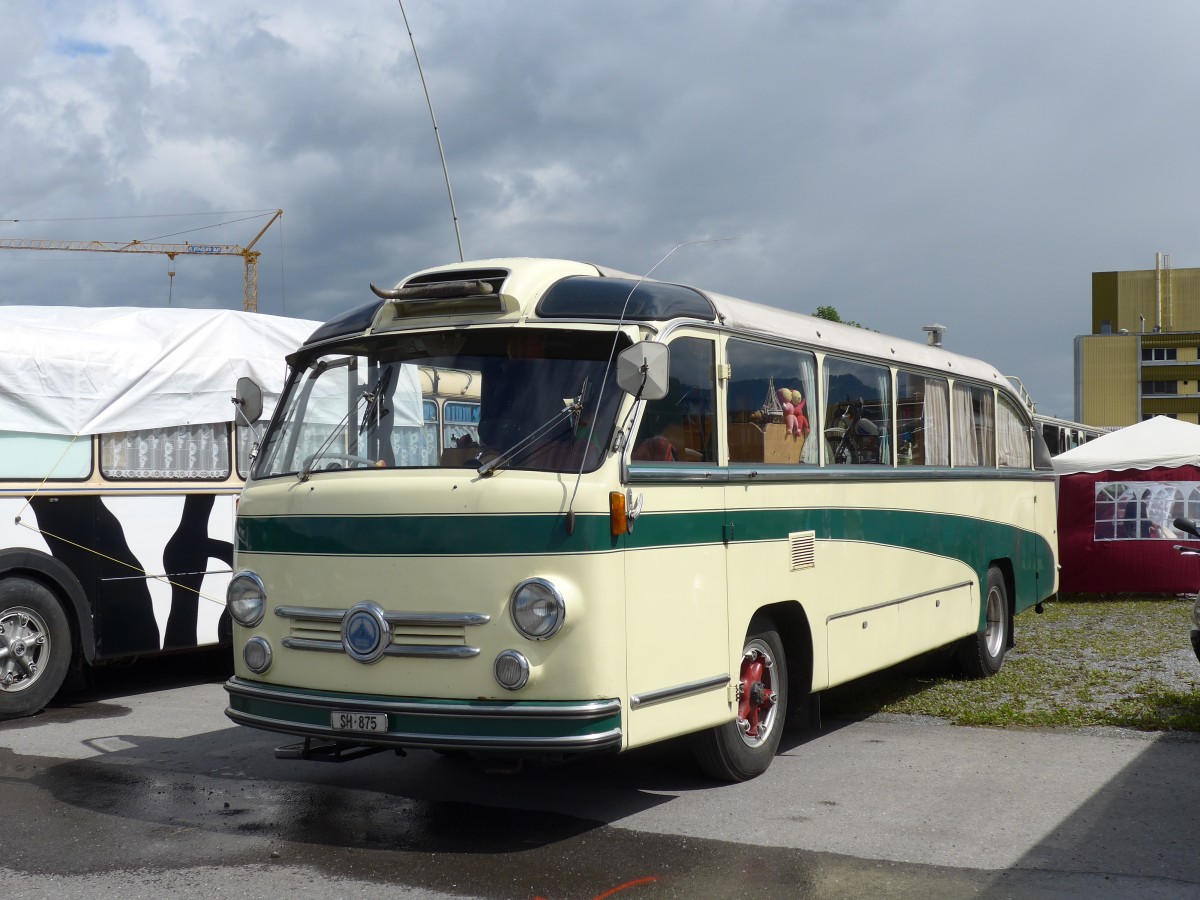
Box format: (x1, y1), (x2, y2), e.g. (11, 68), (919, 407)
(330, 258), (1016, 401)
(0, 306), (319, 436)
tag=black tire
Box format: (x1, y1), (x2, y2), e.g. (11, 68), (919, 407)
(693, 622), (788, 782)
(955, 566), (1009, 678)
(0, 577), (73, 720)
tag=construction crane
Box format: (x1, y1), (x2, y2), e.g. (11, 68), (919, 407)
(0, 209), (282, 313)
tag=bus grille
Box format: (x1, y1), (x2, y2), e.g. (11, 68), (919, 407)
(274, 606), (489, 659)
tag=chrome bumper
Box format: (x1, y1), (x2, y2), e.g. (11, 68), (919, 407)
(224, 677), (623, 754)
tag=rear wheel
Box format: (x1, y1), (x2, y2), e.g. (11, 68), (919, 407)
(955, 566), (1009, 678)
(693, 622), (788, 782)
(0, 577), (73, 720)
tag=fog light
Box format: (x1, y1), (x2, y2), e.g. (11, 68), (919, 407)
(243, 637), (272, 673)
(494, 650), (530, 691)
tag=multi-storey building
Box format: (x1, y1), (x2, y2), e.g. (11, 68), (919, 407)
(1076, 255), (1200, 426)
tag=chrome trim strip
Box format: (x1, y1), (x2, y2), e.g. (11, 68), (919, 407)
(280, 637), (342, 652)
(279, 637), (479, 659)
(827, 580), (975, 622)
(630, 465), (1053, 485)
(630, 674), (730, 710)
(276, 606), (344, 622)
(383, 644), (480, 659)
(275, 606), (489, 626)
(224, 708), (623, 751)
(385, 612), (490, 627)
(625, 466), (728, 484)
(226, 678), (622, 720)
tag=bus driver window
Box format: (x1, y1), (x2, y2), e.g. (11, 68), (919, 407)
(632, 337), (716, 463)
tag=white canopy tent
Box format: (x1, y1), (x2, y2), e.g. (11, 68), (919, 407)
(0, 307), (320, 436)
(1051, 416), (1200, 476)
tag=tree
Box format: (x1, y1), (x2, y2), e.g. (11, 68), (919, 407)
(813, 305), (866, 329)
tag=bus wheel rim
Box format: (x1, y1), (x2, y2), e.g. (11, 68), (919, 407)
(0, 605), (50, 693)
(736, 639), (778, 748)
(984, 585), (1005, 658)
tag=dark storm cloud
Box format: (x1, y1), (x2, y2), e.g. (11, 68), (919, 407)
(3, 1), (1200, 416)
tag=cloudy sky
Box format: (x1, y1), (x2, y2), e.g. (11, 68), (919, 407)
(4, 1), (1199, 418)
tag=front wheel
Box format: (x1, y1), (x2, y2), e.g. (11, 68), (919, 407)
(955, 566), (1009, 678)
(693, 623), (788, 782)
(0, 577), (73, 720)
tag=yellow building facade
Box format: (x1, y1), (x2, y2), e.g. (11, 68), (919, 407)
(1076, 263), (1200, 426)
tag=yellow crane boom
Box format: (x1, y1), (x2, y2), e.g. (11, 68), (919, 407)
(0, 209), (282, 312)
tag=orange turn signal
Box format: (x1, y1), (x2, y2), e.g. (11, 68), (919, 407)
(609, 491), (628, 536)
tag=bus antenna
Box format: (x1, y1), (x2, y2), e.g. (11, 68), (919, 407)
(564, 238), (738, 534)
(397, 0), (464, 262)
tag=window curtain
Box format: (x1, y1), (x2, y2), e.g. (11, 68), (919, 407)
(951, 385), (977, 466)
(798, 353), (819, 464)
(101, 423), (230, 480)
(923, 378), (950, 465)
(874, 370), (891, 464)
(978, 390), (995, 466)
(996, 397), (1031, 468)
(392, 424), (440, 466)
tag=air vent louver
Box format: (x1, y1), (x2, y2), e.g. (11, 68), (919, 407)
(789, 531), (816, 571)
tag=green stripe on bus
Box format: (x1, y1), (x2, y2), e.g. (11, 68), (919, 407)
(237, 506), (1055, 607)
(236, 512), (617, 555)
(723, 507), (1055, 612)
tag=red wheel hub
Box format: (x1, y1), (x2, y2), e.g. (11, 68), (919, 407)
(737, 649), (775, 737)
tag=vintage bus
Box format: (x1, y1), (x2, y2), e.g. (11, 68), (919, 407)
(0, 306), (318, 720)
(1033, 413), (1111, 456)
(223, 258), (1058, 781)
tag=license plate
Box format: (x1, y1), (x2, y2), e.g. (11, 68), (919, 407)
(330, 711), (387, 733)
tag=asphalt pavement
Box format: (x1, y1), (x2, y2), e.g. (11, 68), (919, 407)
(1, 657), (1198, 899)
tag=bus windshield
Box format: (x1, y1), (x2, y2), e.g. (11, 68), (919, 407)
(254, 328), (629, 478)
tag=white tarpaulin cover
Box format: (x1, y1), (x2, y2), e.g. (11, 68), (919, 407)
(1051, 415), (1200, 475)
(0, 306), (319, 436)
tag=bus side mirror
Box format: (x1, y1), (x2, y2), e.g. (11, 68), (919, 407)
(233, 376), (264, 425)
(616, 342), (670, 401)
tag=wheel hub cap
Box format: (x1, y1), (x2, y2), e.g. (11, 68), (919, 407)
(0, 608), (49, 692)
(737, 649), (776, 739)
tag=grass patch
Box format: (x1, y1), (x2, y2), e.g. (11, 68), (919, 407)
(821, 595), (1200, 730)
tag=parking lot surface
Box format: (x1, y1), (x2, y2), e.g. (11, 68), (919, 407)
(1, 660), (1198, 899)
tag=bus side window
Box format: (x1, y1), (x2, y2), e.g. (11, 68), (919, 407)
(823, 357), (893, 465)
(997, 395), (1032, 468)
(632, 337), (716, 463)
(952, 383), (995, 467)
(0, 430), (92, 480)
(896, 370), (949, 466)
(725, 339), (817, 465)
(101, 424), (232, 480)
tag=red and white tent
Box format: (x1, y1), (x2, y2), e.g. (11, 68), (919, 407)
(1052, 416), (1200, 593)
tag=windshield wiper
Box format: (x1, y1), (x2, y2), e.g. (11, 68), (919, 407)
(359, 365), (394, 435)
(476, 394), (583, 477)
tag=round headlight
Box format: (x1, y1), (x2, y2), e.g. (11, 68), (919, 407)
(243, 637), (272, 674)
(228, 571), (267, 628)
(510, 578), (565, 640)
(494, 650), (530, 690)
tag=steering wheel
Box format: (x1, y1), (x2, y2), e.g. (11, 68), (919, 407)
(316, 452), (379, 470)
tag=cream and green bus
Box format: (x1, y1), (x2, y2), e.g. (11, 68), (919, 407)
(224, 258), (1057, 781)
